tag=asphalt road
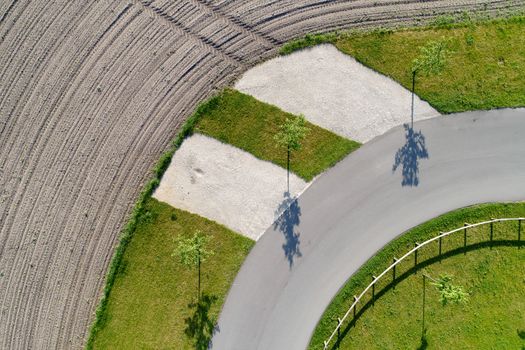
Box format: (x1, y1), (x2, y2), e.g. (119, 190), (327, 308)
(211, 108), (525, 350)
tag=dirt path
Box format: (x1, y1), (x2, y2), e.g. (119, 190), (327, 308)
(0, 1), (523, 349)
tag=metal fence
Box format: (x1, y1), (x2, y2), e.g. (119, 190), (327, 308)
(323, 217), (524, 349)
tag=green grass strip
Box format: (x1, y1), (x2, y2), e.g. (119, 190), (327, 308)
(309, 202), (525, 349)
(85, 94), (220, 349)
(90, 198), (254, 349)
(195, 89), (360, 181)
(335, 16), (525, 113)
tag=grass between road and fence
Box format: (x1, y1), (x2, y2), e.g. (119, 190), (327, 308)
(90, 198), (253, 349)
(309, 202), (525, 350)
(195, 89), (360, 181)
(281, 14), (525, 114)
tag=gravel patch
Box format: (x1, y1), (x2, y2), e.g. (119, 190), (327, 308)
(235, 44), (440, 143)
(153, 134), (308, 240)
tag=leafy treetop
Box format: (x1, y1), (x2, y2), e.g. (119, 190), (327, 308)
(431, 274), (469, 306)
(412, 39), (449, 76)
(274, 114), (310, 151)
(174, 230), (213, 268)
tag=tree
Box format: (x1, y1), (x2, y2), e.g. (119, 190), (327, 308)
(431, 274), (469, 306)
(410, 39), (449, 126)
(274, 115), (310, 192)
(421, 273), (468, 337)
(174, 230), (213, 301)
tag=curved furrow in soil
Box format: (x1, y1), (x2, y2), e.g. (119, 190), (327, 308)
(194, 0), (283, 46)
(0, 1), (87, 142)
(0, 3), (144, 348)
(253, 0), (516, 40)
(134, 0), (245, 65)
(0, 1), (132, 267)
(0, 0), (114, 281)
(147, 0), (276, 63)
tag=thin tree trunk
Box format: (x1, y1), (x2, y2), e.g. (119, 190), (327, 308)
(287, 145), (290, 193)
(411, 71), (416, 129)
(198, 253), (201, 302)
(422, 274), (426, 335)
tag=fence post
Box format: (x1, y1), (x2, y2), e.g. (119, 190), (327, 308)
(438, 233), (443, 258)
(337, 318), (342, 339)
(353, 295), (358, 319)
(519, 219), (522, 248)
(414, 243), (419, 271)
(490, 218), (494, 246)
(392, 258), (397, 287)
(463, 223), (468, 254)
(372, 276), (377, 305)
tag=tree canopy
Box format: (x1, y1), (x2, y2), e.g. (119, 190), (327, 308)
(274, 114), (310, 151)
(174, 230), (213, 269)
(412, 39), (449, 76)
(431, 274), (469, 306)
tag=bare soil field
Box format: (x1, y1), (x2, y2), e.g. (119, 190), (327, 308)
(0, 1), (523, 349)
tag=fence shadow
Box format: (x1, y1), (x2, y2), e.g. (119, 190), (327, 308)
(274, 191), (302, 268)
(184, 293), (218, 350)
(392, 123), (429, 187)
(329, 240), (524, 350)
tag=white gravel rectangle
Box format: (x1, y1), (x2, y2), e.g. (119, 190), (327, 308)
(153, 134), (308, 240)
(235, 44), (440, 143)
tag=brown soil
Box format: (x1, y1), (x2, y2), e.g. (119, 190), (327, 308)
(0, 0), (522, 349)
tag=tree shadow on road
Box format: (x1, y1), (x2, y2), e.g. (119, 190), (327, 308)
(392, 124), (429, 187)
(274, 191), (302, 268)
(184, 293), (218, 350)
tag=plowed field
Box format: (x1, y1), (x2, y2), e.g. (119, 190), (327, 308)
(0, 0), (523, 348)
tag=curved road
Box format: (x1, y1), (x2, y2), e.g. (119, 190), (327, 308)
(212, 108), (525, 349)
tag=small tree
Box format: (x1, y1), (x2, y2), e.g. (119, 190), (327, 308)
(410, 39), (449, 126)
(431, 274), (469, 306)
(274, 115), (310, 191)
(422, 273), (468, 336)
(174, 230), (213, 301)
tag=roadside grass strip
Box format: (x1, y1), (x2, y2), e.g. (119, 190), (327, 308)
(195, 89), (360, 181)
(310, 202), (525, 350)
(283, 16), (525, 114)
(91, 198), (254, 350)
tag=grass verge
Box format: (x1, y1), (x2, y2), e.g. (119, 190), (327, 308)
(195, 89), (360, 181)
(309, 202), (525, 349)
(90, 198), (254, 349)
(281, 15), (525, 113)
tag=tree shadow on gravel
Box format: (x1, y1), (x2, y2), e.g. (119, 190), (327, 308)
(393, 124), (429, 187)
(274, 191), (302, 268)
(184, 293), (218, 350)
